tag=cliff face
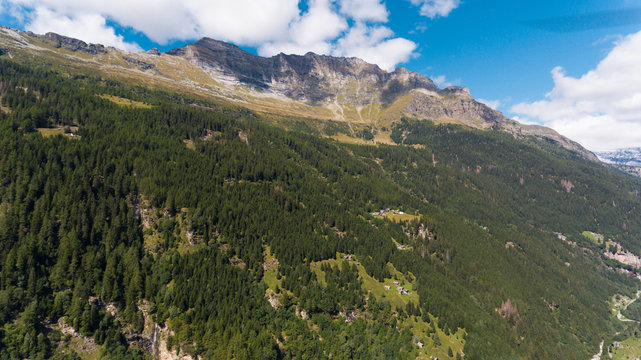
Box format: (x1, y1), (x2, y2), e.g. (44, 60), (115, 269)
(169, 37), (438, 104)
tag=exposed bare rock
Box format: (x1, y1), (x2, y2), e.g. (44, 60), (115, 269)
(295, 307), (309, 320)
(501, 121), (599, 161)
(56, 317), (98, 353)
(38, 32), (107, 54)
(605, 250), (641, 269)
(403, 88), (505, 129)
(265, 289), (282, 310)
(168, 38), (437, 104)
(123, 56), (155, 70)
(496, 298), (519, 325)
(560, 179), (575, 193)
(339, 309), (360, 323)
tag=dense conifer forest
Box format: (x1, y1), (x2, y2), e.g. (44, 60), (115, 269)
(1, 58), (641, 359)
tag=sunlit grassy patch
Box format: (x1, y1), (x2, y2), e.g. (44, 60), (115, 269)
(99, 94), (151, 108)
(37, 127), (80, 139)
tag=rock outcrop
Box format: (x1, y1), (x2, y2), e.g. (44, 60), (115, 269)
(37, 32), (108, 54)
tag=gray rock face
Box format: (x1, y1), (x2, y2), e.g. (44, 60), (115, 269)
(123, 56), (155, 70)
(38, 32), (108, 55)
(168, 38), (438, 104)
(403, 88), (506, 128)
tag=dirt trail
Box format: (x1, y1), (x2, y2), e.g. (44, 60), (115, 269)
(592, 290), (641, 359)
(616, 290), (641, 323)
(590, 341), (604, 360)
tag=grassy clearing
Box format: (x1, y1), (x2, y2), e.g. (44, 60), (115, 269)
(612, 336), (641, 359)
(371, 210), (421, 224)
(330, 133), (372, 145)
(406, 314), (466, 360)
(308, 254), (467, 358)
(263, 245), (281, 291)
(142, 227), (162, 254)
(140, 203), (202, 255)
(373, 130), (395, 145)
(183, 139), (196, 150)
(582, 231), (604, 245)
(67, 337), (100, 360)
(99, 94), (151, 109)
(386, 212), (421, 223)
(311, 255), (418, 311)
(37, 127), (80, 139)
(229, 255), (246, 269)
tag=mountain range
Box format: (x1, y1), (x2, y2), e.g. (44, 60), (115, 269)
(597, 148), (641, 177)
(0, 27), (597, 161)
(597, 147), (641, 167)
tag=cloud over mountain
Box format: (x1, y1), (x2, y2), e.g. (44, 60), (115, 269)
(512, 30), (641, 151)
(1, 0), (459, 70)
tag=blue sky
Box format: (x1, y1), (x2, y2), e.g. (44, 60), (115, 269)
(1, 0), (641, 150)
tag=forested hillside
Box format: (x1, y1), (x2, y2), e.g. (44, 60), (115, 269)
(1, 58), (641, 359)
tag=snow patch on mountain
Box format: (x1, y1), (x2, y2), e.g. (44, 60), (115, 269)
(596, 147), (641, 167)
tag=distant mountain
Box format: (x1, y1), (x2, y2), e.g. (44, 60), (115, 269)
(597, 147), (641, 167)
(596, 148), (641, 177)
(0, 27), (597, 161)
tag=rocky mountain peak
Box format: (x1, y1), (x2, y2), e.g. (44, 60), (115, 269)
(442, 86), (473, 100)
(167, 37), (438, 103)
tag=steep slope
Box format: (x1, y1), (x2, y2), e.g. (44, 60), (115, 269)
(0, 26), (597, 161)
(169, 37), (597, 160)
(0, 54), (641, 359)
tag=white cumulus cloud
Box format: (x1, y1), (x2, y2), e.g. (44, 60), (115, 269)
(26, 7), (142, 51)
(431, 74), (459, 88)
(332, 23), (417, 71)
(339, 0), (388, 22)
(511, 30), (641, 151)
(5, 0), (420, 70)
(477, 98), (500, 110)
(258, 0), (347, 57)
(409, 0), (461, 19)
